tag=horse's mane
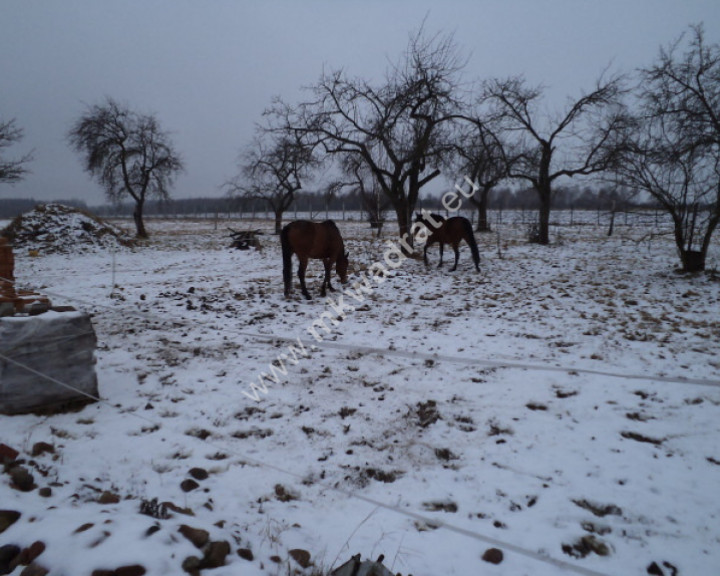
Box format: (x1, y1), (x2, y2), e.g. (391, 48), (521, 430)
(321, 219), (340, 231)
(415, 212), (446, 224)
(321, 220), (344, 254)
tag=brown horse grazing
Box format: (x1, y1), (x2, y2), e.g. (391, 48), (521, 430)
(281, 220), (349, 300)
(415, 212), (480, 272)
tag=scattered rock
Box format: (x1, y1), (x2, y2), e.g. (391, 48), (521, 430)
(9, 466), (35, 492)
(274, 484), (297, 502)
(19, 563), (49, 576)
(37, 487), (52, 498)
(338, 406), (357, 419)
(0, 545), (21, 574)
(16, 541), (45, 566)
(237, 548), (254, 561)
(98, 491), (121, 505)
(621, 430), (664, 445)
(0, 444), (19, 463)
(180, 479), (200, 493)
(329, 554), (395, 576)
(363, 467), (400, 483)
(31, 443), (54, 457)
(92, 566), (147, 576)
(199, 541), (230, 569)
(178, 525), (209, 549)
(139, 498), (170, 520)
(415, 400), (440, 427)
(181, 556), (201, 576)
(185, 428), (212, 441)
(188, 467), (209, 481)
(422, 500), (458, 513)
(482, 548), (504, 564)
(0, 511), (21, 534)
(434, 447), (459, 461)
(526, 402), (548, 411)
(74, 523), (94, 534)
(162, 502), (194, 516)
(562, 535), (611, 558)
(115, 565), (147, 576)
(572, 499), (623, 518)
(646, 561), (679, 576)
(581, 521), (611, 535)
(289, 548), (312, 568)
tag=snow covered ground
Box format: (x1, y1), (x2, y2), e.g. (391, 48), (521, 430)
(2, 213), (719, 576)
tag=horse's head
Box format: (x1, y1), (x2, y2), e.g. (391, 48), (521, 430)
(337, 251), (349, 284)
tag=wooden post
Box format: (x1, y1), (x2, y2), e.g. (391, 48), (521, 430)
(0, 238), (16, 316)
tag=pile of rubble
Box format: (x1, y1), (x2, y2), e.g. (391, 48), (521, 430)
(0, 203), (132, 255)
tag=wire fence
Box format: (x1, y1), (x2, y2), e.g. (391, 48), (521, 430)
(97, 207), (675, 230)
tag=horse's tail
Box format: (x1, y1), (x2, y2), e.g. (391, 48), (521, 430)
(280, 224), (293, 295)
(461, 217), (481, 271)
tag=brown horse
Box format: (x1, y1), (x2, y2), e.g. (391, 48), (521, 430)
(281, 220), (349, 300)
(415, 212), (480, 272)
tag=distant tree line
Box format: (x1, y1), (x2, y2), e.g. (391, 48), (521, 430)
(0, 198), (89, 219)
(0, 182), (658, 221)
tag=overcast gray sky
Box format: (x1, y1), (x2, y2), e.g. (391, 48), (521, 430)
(1, 0), (719, 204)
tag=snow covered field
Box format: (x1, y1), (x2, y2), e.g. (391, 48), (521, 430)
(2, 214), (720, 576)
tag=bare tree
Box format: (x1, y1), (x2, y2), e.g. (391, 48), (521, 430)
(0, 118), (33, 185)
(647, 24), (720, 152)
(618, 25), (720, 271)
(450, 118), (511, 232)
(290, 28), (463, 246)
(327, 155), (391, 233)
(228, 122), (318, 234)
(484, 74), (628, 244)
(68, 98), (183, 238)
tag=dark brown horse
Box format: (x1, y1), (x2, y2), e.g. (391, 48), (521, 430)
(281, 220), (349, 300)
(415, 212), (480, 272)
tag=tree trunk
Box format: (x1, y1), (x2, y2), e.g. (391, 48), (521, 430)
(133, 201), (148, 238)
(681, 249), (705, 272)
(536, 190), (551, 245)
(475, 196), (491, 233)
(671, 215), (706, 272)
(274, 210), (283, 235)
(533, 145), (552, 245)
(607, 208), (615, 237)
(389, 196), (417, 254)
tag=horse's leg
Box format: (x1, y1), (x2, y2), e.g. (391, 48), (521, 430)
(321, 258), (333, 297)
(437, 242), (444, 268)
(451, 242), (460, 271)
(298, 257), (311, 300)
(424, 243), (430, 266)
(284, 256), (292, 298)
(423, 237), (433, 266)
(325, 258), (335, 293)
